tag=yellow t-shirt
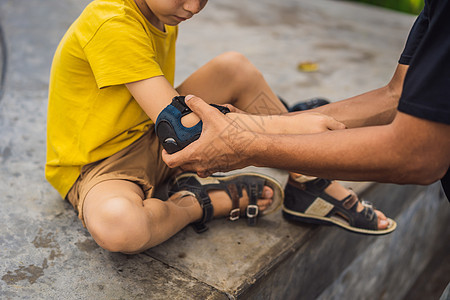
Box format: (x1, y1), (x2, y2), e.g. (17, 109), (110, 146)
(46, 0), (178, 198)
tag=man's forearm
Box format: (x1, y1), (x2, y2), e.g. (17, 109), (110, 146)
(249, 112), (450, 185)
(313, 87), (398, 128)
(251, 126), (401, 182)
(308, 64), (408, 128)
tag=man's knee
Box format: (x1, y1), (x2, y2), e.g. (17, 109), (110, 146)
(86, 197), (149, 253)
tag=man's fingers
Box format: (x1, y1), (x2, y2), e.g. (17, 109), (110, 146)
(161, 149), (176, 168)
(185, 94), (221, 120)
(162, 148), (187, 168)
(162, 149), (210, 176)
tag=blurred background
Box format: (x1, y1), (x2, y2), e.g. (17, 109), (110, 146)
(347, 0), (424, 14)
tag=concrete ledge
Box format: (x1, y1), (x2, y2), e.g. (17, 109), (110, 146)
(319, 183), (450, 299)
(237, 183), (449, 299)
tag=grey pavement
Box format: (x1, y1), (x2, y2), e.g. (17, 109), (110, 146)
(1, 0), (449, 299)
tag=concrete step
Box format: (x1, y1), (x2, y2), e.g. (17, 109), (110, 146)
(313, 183), (450, 300)
(144, 182), (449, 299)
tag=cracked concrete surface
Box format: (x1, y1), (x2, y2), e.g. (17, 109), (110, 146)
(1, 0), (448, 299)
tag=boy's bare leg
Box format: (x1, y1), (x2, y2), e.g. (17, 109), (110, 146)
(176, 51), (286, 116)
(82, 179), (274, 254)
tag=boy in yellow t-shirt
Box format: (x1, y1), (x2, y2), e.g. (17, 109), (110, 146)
(47, 0), (291, 253)
(47, 0), (394, 253)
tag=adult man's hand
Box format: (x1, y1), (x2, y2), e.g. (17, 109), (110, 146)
(162, 95), (254, 177)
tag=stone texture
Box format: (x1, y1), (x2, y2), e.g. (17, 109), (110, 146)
(317, 184), (450, 300)
(234, 183), (449, 299)
(1, 0), (448, 299)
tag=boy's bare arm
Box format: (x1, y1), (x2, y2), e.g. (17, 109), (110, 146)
(126, 75), (179, 122)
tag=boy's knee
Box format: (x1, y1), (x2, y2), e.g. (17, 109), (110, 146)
(218, 51), (248, 65)
(217, 52), (260, 76)
(87, 197), (148, 253)
(213, 52), (264, 93)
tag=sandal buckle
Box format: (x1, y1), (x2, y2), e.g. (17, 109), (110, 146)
(361, 200), (373, 208)
(229, 208), (240, 221)
(246, 205), (259, 218)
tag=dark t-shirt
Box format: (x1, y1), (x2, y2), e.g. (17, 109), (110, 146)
(397, 0), (449, 199)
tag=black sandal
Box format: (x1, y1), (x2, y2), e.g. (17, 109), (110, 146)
(282, 176), (396, 235)
(169, 172), (284, 233)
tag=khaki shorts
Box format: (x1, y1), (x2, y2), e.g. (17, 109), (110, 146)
(66, 128), (178, 225)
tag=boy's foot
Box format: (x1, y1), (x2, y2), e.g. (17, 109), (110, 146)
(282, 174), (397, 235)
(169, 172), (284, 233)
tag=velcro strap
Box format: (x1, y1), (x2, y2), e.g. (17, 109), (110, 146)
(210, 104), (231, 114)
(192, 222), (208, 233)
(200, 196), (214, 223)
(304, 178), (332, 195)
(228, 183), (240, 221)
(342, 193), (358, 209)
(247, 183), (260, 226)
(172, 96), (191, 115)
(246, 205), (259, 226)
(191, 194), (213, 233)
(364, 206), (375, 221)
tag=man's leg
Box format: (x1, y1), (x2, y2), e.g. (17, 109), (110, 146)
(82, 179), (274, 254)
